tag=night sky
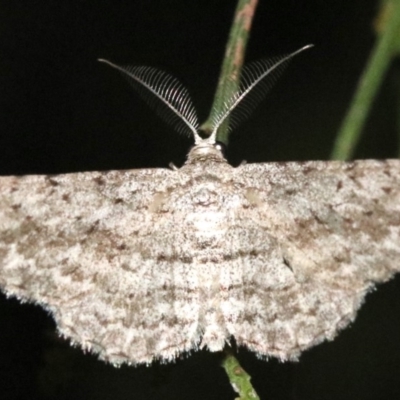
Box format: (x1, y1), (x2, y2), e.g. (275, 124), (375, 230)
(1, 1), (400, 399)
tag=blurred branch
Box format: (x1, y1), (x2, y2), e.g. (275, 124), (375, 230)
(200, 0), (259, 144)
(331, 0), (400, 160)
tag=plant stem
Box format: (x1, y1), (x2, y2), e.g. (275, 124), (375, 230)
(221, 350), (260, 400)
(200, 0), (259, 144)
(396, 72), (400, 158)
(207, 1), (260, 398)
(330, 0), (400, 160)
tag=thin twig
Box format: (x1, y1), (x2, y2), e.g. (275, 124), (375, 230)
(221, 350), (260, 400)
(200, 0), (259, 144)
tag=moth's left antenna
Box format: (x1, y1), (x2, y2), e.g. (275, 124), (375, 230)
(98, 59), (202, 143)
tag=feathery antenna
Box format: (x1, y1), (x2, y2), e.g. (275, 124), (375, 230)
(99, 45), (312, 145)
(208, 44), (313, 142)
(98, 59), (201, 143)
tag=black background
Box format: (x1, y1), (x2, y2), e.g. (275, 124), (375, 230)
(1, 1), (400, 399)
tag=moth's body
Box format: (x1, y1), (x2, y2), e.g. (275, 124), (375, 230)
(1, 142), (400, 365)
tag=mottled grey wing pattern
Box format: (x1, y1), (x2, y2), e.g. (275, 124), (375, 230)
(0, 168), (204, 365)
(229, 159), (400, 359)
(1, 156), (400, 365)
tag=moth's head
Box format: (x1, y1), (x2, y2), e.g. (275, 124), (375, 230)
(185, 140), (227, 165)
(98, 44), (313, 165)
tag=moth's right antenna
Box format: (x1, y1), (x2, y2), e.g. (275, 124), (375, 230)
(98, 59), (201, 144)
(209, 44), (313, 142)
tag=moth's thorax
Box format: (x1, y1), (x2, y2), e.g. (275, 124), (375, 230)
(184, 142), (228, 166)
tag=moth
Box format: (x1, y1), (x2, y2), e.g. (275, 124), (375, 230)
(1, 45), (400, 366)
